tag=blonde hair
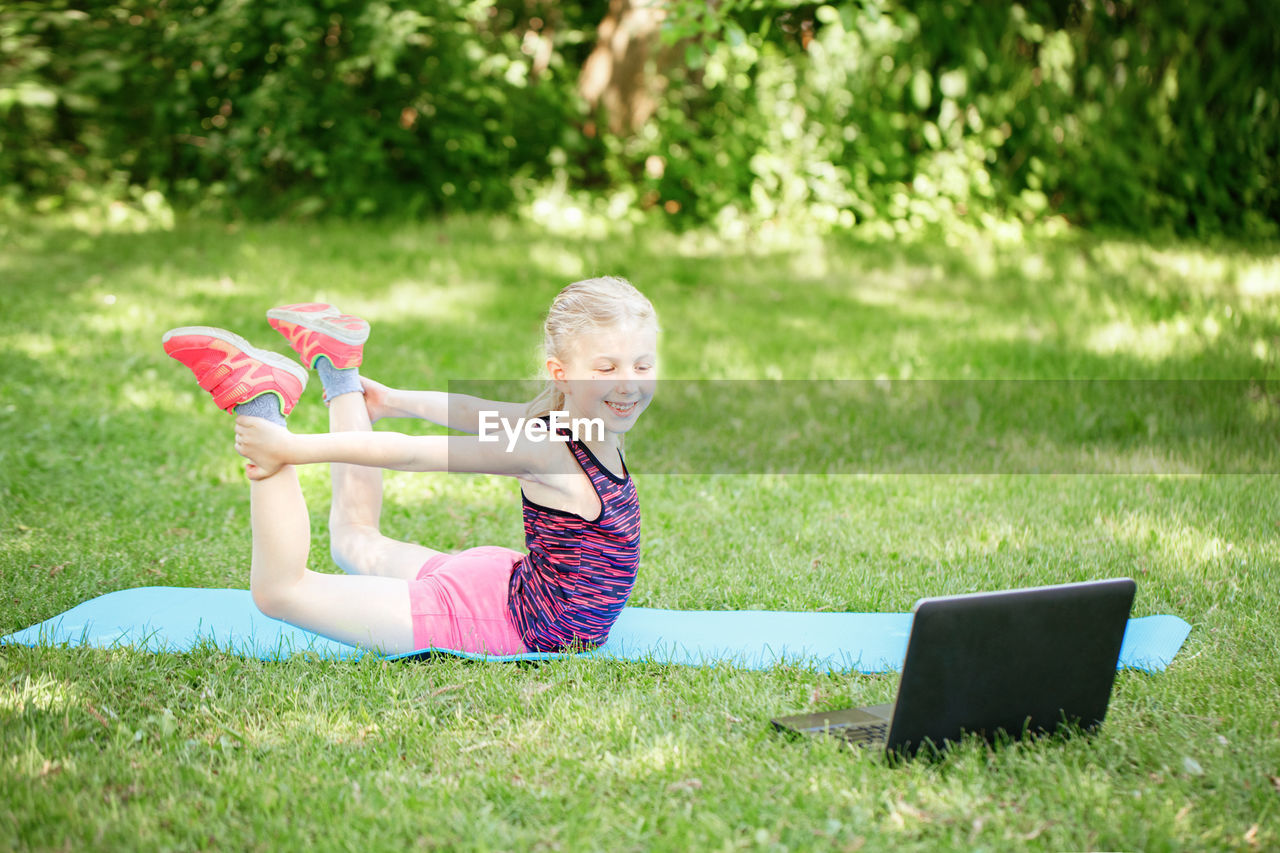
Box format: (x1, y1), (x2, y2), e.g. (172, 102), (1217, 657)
(526, 276), (659, 419)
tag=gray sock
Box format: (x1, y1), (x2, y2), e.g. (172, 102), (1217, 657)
(315, 355), (363, 402)
(233, 394), (286, 426)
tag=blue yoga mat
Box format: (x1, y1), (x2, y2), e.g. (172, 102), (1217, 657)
(1, 586), (1192, 673)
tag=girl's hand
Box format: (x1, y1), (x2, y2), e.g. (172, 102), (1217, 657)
(234, 416), (292, 480)
(360, 376), (398, 423)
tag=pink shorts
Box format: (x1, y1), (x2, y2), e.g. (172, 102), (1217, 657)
(407, 546), (530, 655)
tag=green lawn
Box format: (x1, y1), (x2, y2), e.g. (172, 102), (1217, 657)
(2, 216), (1278, 851)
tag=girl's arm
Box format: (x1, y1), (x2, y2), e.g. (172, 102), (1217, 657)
(234, 416), (542, 481)
(363, 377), (533, 435)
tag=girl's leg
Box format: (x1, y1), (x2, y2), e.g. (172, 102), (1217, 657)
(327, 391), (448, 580)
(250, 463), (417, 654)
(161, 323), (419, 653)
(264, 302), (444, 580)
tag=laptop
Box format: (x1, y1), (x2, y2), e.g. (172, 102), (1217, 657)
(771, 578), (1136, 758)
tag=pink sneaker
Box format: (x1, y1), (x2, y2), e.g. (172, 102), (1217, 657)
(266, 303), (369, 370)
(162, 327), (307, 415)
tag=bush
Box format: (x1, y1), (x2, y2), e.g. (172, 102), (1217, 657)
(643, 0), (1280, 238)
(0, 0), (591, 217)
(2, 0), (1276, 236)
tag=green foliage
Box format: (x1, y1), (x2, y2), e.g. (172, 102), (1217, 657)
(0, 0), (593, 217)
(1, 1), (1277, 236)
(650, 0), (1280, 238)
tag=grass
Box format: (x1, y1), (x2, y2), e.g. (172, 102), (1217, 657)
(2, 214), (1279, 851)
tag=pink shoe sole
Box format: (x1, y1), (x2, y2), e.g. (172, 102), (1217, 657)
(266, 303), (369, 370)
(162, 326), (307, 414)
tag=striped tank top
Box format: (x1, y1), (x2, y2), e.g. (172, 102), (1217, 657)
(507, 431), (641, 652)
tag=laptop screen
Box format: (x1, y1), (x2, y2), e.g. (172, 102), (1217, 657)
(885, 578), (1136, 756)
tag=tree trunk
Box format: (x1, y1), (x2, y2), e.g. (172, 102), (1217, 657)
(578, 0), (675, 135)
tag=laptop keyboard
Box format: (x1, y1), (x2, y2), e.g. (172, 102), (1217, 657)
(827, 721), (888, 746)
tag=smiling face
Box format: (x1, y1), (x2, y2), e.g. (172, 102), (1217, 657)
(549, 320), (659, 436)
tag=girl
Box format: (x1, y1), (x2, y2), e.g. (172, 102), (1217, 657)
(162, 277), (659, 657)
